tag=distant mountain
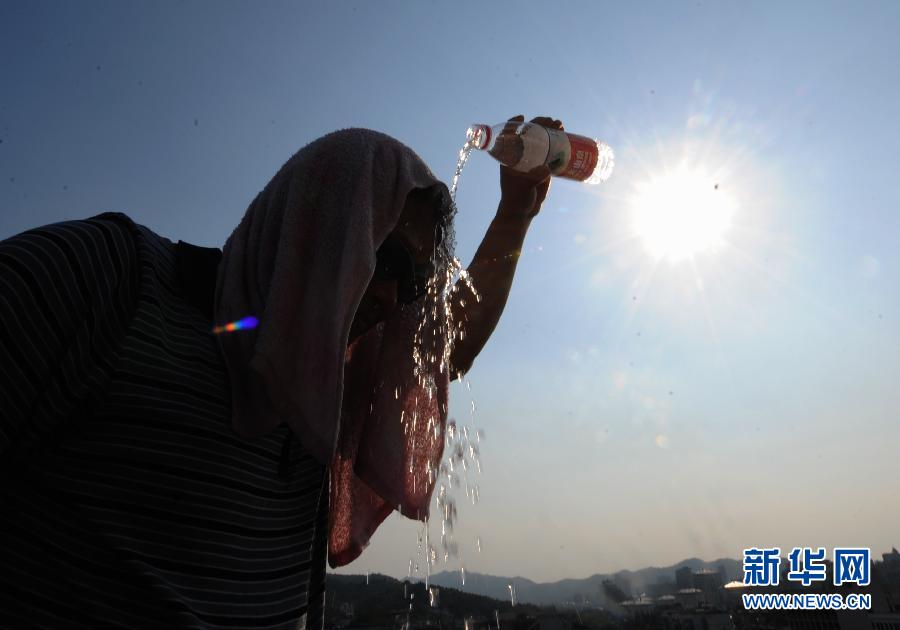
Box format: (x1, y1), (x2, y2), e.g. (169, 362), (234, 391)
(417, 558), (742, 605)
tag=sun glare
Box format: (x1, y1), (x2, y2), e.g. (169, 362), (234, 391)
(632, 169), (735, 262)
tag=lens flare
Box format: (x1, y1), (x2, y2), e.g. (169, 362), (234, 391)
(212, 315), (259, 334)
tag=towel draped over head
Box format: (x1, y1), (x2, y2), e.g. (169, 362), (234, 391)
(214, 128), (452, 567)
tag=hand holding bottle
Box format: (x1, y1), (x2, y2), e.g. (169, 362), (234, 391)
(449, 114), (591, 374)
(469, 115), (614, 191)
(497, 115), (561, 222)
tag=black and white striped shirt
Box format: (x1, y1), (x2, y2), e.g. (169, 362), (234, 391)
(0, 212), (328, 629)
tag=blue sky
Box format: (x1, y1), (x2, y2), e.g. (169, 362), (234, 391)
(2, 1), (898, 582)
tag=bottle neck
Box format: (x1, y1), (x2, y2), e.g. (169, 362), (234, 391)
(468, 124), (492, 150)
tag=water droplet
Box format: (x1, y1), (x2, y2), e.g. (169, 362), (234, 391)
(476, 537), (482, 553)
(429, 586), (439, 608)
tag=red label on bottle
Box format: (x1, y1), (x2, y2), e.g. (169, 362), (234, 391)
(560, 134), (599, 181)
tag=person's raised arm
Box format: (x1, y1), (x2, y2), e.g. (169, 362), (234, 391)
(448, 115), (562, 376)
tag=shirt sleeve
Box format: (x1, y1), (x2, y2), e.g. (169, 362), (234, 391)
(0, 214), (139, 458)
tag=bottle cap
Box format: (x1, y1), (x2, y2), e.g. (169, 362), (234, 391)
(467, 124), (491, 150)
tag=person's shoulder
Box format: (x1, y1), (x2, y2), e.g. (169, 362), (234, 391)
(0, 212), (144, 326)
(84, 210), (139, 233)
(5, 211), (141, 258)
(82, 211), (168, 256)
(66, 211), (144, 264)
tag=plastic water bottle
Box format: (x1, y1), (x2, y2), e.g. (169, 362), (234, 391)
(467, 121), (614, 185)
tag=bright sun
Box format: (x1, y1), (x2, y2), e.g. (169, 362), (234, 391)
(632, 168), (735, 262)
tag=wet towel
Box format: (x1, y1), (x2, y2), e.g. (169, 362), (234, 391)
(214, 128), (451, 567)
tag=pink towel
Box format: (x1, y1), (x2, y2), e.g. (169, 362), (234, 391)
(214, 128), (451, 567)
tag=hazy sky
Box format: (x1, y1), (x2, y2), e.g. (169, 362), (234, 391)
(2, 1), (899, 583)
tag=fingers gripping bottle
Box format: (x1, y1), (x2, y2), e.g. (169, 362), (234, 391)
(468, 121), (614, 185)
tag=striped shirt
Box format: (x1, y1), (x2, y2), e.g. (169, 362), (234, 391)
(0, 212), (329, 629)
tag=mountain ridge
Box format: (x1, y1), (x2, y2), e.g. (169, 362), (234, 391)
(406, 557), (742, 605)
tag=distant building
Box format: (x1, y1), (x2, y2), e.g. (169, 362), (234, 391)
(622, 595), (656, 619)
(655, 595), (678, 610)
(692, 568), (725, 607)
(675, 588), (703, 610)
(869, 614), (900, 630)
(676, 567), (694, 590)
(649, 580), (677, 599)
(722, 581), (752, 610)
(662, 608), (734, 630)
(882, 548), (900, 583)
(535, 615), (573, 630)
(876, 548), (900, 617)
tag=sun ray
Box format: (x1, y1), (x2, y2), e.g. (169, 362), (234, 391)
(687, 256), (728, 375)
